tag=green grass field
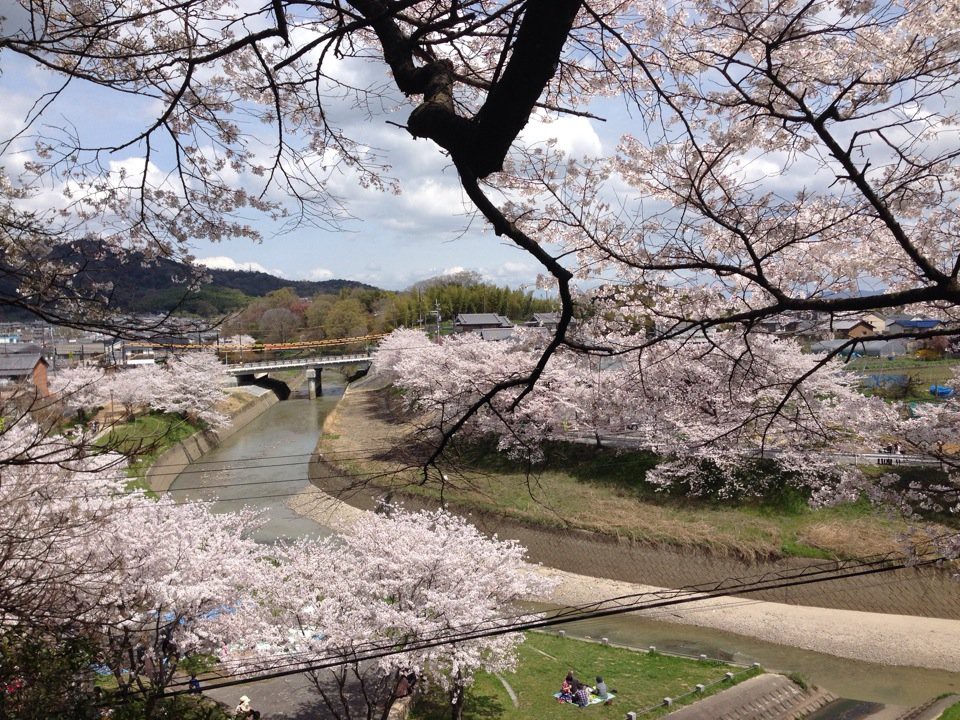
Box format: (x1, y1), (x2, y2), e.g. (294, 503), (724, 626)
(410, 633), (761, 720)
(941, 700), (960, 720)
(99, 411), (201, 490)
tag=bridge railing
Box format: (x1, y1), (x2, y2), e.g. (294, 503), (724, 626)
(223, 353), (373, 373)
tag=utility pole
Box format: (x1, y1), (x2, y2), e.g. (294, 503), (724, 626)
(428, 300), (443, 343)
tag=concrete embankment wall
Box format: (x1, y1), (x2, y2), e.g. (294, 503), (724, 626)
(146, 388), (280, 494)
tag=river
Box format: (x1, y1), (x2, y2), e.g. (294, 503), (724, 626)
(167, 380), (343, 543)
(169, 379), (960, 706)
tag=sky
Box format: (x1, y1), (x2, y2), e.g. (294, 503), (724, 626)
(0, 4), (613, 292)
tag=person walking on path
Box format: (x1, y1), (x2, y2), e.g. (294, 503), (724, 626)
(235, 695), (261, 719)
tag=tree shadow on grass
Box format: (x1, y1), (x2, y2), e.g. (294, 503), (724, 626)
(412, 689), (506, 720)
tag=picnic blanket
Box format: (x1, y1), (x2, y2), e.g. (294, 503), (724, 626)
(553, 692), (616, 706)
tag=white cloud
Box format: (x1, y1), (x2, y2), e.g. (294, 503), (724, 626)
(195, 255), (279, 275)
(519, 114), (603, 158)
(304, 266), (334, 280)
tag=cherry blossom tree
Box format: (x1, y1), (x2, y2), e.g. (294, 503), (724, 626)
(90, 500), (280, 719)
(0, 417), (282, 719)
(51, 364), (106, 416)
(2, 1), (959, 506)
(0, 423), (133, 632)
(259, 508), (554, 720)
(150, 352), (228, 427)
(377, 326), (899, 500)
(52, 352), (227, 428)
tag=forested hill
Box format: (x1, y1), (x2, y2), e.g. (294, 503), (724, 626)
(0, 240), (377, 320)
(205, 267), (373, 298)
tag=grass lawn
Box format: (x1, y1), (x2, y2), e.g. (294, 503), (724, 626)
(99, 411), (202, 489)
(942, 700), (960, 720)
(390, 449), (910, 560)
(409, 633), (762, 720)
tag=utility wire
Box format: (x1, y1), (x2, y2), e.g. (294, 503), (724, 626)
(164, 548), (948, 682)
(137, 549), (949, 689)
(145, 553), (943, 701)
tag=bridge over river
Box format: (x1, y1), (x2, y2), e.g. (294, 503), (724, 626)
(223, 353), (372, 398)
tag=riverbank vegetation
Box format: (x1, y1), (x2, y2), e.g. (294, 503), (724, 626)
(318, 380), (919, 561)
(410, 633), (762, 720)
(99, 411), (202, 489)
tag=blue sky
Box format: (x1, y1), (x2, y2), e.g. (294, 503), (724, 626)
(0, 10), (612, 291)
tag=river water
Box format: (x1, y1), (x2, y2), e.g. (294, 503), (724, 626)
(169, 380), (960, 705)
(167, 382), (343, 543)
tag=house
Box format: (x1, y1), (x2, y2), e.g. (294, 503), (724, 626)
(861, 313), (886, 332)
(885, 317), (942, 334)
(757, 315), (818, 337)
(0, 354), (51, 396)
(53, 341), (109, 366)
(453, 313), (513, 333)
(0, 342), (44, 356)
(526, 312), (560, 330)
(479, 327), (517, 342)
(819, 318), (876, 339)
(810, 339), (908, 358)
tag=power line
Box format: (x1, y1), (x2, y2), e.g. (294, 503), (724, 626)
(162, 547), (946, 683)
(158, 535), (960, 682)
(146, 552), (944, 700)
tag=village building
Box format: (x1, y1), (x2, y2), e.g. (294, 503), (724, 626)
(0, 354), (51, 396)
(525, 312), (560, 330)
(819, 318), (876, 339)
(453, 313), (514, 333)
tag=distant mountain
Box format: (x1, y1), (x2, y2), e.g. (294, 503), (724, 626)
(0, 240), (378, 320)
(203, 266), (375, 298)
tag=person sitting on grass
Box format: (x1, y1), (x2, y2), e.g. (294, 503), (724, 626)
(558, 678), (575, 703)
(592, 676), (609, 700)
(574, 682), (591, 708)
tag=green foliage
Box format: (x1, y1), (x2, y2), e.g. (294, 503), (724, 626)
(127, 285), (251, 316)
(0, 627), (100, 720)
(941, 700), (960, 720)
(779, 539), (836, 560)
(179, 654), (220, 676)
(787, 672), (809, 691)
(99, 412), (202, 485)
(224, 275), (557, 343)
(108, 694), (232, 720)
(390, 280), (556, 329)
(409, 633), (760, 720)
(323, 297), (370, 338)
